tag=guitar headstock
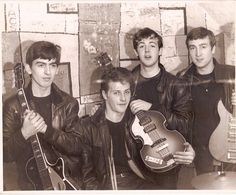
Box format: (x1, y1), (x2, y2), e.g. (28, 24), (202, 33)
(95, 52), (112, 67)
(14, 63), (25, 89)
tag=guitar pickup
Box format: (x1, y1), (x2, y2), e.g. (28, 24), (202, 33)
(228, 132), (236, 138)
(154, 143), (169, 152)
(228, 138), (236, 143)
(139, 116), (152, 126)
(144, 123), (156, 133)
(227, 152), (236, 160)
(151, 138), (167, 148)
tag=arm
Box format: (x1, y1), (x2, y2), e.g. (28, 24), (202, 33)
(80, 118), (100, 190)
(153, 79), (193, 138)
(3, 99), (29, 162)
(43, 99), (83, 156)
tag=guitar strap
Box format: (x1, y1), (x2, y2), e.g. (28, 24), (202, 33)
(108, 139), (117, 190)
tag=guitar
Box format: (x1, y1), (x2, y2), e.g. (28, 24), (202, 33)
(209, 99), (236, 164)
(131, 110), (186, 172)
(14, 63), (79, 190)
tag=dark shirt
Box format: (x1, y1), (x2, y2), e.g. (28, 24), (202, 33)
(107, 118), (131, 174)
(134, 71), (161, 108)
(192, 70), (225, 148)
(32, 94), (57, 162)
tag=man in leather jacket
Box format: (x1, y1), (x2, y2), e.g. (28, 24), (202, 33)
(177, 27), (236, 175)
(80, 67), (195, 190)
(129, 27), (194, 189)
(3, 41), (82, 190)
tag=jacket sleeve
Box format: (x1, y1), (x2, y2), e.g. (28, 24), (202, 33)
(3, 98), (29, 162)
(43, 98), (83, 156)
(151, 79), (193, 139)
(80, 118), (100, 190)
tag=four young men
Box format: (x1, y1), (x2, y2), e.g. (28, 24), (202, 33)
(3, 26), (235, 190)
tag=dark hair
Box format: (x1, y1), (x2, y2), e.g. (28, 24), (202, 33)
(186, 27), (216, 49)
(26, 41), (61, 66)
(101, 67), (134, 94)
(133, 27), (163, 51)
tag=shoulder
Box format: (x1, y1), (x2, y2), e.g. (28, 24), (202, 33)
(4, 93), (19, 109)
(52, 83), (78, 104)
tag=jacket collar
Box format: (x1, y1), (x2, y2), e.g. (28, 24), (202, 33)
(185, 58), (222, 81)
(24, 81), (63, 106)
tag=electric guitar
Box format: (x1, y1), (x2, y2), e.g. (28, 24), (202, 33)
(209, 98), (236, 164)
(14, 63), (80, 190)
(131, 110), (186, 172)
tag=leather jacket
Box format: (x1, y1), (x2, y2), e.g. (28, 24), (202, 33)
(177, 58), (235, 143)
(177, 58), (235, 113)
(3, 82), (82, 189)
(80, 104), (155, 190)
(132, 64), (193, 139)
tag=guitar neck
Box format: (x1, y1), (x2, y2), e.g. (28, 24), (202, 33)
(17, 88), (52, 189)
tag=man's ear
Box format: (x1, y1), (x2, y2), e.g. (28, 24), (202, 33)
(24, 64), (32, 75)
(212, 45), (216, 54)
(102, 90), (107, 100)
(159, 47), (163, 56)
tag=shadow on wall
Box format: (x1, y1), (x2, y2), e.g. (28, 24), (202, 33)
(219, 22), (235, 65)
(122, 27), (140, 71)
(3, 40), (34, 102)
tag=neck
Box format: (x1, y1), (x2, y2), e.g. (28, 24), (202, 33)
(105, 109), (125, 123)
(196, 59), (214, 75)
(140, 63), (160, 78)
(31, 82), (51, 97)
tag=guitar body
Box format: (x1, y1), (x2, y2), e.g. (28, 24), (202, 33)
(26, 155), (79, 190)
(209, 99), (236, 163)
(131, 110), (186, 172)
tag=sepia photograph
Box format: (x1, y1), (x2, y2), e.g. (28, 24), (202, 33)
(0, 0), (235, 194)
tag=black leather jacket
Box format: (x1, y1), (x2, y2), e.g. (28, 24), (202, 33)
(80, 104), (155, 190)
(132, 64), (193, 139)
(177, 58), (235, 143)
(3, 82), (82, 189)
(177, 58), (235, 113)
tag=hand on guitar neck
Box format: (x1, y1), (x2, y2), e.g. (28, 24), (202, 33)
(21, 110), (47, 140)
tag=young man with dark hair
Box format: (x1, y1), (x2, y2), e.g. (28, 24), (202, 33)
(178, 27), (236, 175)
(130, 27), (195, 189)
(80, 66), (195, 190)
(3, 41), (82, 190)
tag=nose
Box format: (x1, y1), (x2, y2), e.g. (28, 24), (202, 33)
(145, 45), (150, 53)
(44, 65), (51, 74)
(196, 47), (201, 57)
(120, 93), (126, 102)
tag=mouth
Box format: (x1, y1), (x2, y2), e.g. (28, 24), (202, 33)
(43, 78), (51, 82)
(196, 58), (204, 62)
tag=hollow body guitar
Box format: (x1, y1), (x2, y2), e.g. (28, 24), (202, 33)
(14, 63), (79, 190)
(131, 110), (186, 172)
(209, 99), (236, 163)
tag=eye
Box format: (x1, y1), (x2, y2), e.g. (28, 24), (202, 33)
(113, 91), (119, 95)
(189, 46), (195, 50)
(37, 63), (45, 67)
(50, 64), (57, 68)
(138, 44), (144, 49)
(125, 90), (131, 95)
